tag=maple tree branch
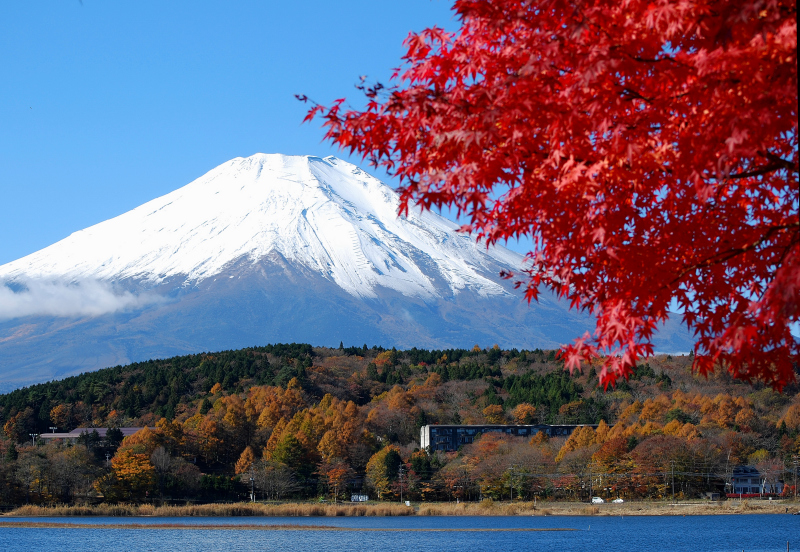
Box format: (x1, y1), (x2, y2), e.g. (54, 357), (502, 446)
(630, 55), (677, 64)
(762, 151), (799, 174)
(728, 152), (798, 179)
(727, 162), (788, 179)
(620, 87), (653, 104)
(669, 222), (800, 287)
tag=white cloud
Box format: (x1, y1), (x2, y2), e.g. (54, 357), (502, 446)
(0, 279), (163, 320)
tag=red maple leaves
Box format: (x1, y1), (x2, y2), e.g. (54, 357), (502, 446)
(304, 0), (799, 389)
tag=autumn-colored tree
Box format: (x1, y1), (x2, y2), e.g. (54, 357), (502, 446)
(317, 459), (355, 502)
(512, 403), (537, 425)
(505, 438), (554, 500)
(106, 449), (155, 501)
(2, 416), (20, 444)
(305, 0), (798, 388)
(594, 420), (610, 444)
(482, 405), (506, 424)
(49, 404), (73, 430)
(528, 431), (549, 447)
(454, 433), (516, 499)
(592, 437), (634, 497)
(218, 395), (252, 461)
(197, 418), (222, 465)
(778, 404), (800, 431)
(3, 407), (35, 443)
(252, 386), (306, 430)
(558, 400), (585, 420)
(436, 456), (475, 502)
(106, 409), (123, 428)
(155, 418), (185, 453)
(424, 372), (442, 388)
(639, 396), (671, 423)
(617, 401), (643, 424)
(317, 430), (346, 463)
(235, 446), (257, 475)
(366, 386), (418, 443)
(555, 426), (597, 462)
(120, 427), (159, 456)
(630, 435), (686, 498)
(365, 445), (402, 499)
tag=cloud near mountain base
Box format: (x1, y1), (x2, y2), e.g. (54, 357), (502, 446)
(0, 279), (162, 320)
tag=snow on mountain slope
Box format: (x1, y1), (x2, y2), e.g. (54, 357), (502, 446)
(0, 154), (521, 300)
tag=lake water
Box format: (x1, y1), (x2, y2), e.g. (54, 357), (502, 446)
(0, 514), (796, 551)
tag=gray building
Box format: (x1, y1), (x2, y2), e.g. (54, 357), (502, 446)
(420, 424), (596, 452)
(39, 427), (154, 444)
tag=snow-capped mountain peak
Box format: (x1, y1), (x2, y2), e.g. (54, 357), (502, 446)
(0, 154), (522, 300)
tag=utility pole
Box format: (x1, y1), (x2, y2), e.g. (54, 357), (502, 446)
(249, 467), (255, 503)
(398, 465), (405, 504)
(671, 460), (675, 503)
(792, 455), (798, 500)
(507, 465), (515, 502)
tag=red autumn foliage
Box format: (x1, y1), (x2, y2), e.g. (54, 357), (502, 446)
(303, 0), (799, 388)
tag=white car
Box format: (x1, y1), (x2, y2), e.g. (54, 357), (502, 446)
(591, 497), (605, 504)
(612, 498), (624, 503)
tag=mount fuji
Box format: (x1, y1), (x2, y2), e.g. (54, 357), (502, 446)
(0, 154), (692, 390)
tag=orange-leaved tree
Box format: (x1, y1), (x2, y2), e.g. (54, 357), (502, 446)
(303, 0), (798, 389)
(106, 449), (155, 501)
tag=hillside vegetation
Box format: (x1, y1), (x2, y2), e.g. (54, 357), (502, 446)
(0, 344), (798, 505)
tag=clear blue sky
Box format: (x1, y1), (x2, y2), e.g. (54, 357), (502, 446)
(1, 0), (533, 267)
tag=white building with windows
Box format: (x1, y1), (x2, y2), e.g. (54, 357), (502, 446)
(730, 465), (784, 496)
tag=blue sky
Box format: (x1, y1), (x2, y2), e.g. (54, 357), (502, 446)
(1, 0), (530, 266)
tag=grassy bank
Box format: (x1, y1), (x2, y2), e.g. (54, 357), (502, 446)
(418, 499), (799, 516)
(5, 499), (798, 518)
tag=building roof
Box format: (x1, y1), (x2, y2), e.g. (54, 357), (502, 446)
(39, 427), (153, 440)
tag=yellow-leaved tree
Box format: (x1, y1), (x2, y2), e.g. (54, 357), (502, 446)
(365, 445), (402, 500)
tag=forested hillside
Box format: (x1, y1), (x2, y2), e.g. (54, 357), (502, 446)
(1, 344), (798, 505)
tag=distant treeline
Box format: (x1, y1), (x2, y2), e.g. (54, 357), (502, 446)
(0, 343), (797, 506)
(0, 344), (587, 432)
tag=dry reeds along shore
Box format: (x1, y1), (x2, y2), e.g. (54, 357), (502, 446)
(5, 499), (798, 518)
(5, 502), (415, 518)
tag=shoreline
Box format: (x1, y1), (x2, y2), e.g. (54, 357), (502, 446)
(3, 500), (799, 518)
(0, 521), (574, 531)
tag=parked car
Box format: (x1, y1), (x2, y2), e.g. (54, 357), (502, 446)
(613, 498), (624, 503)
(591, 497), (605, 504)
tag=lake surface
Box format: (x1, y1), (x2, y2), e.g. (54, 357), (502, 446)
(0, 514), (796, 551)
